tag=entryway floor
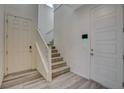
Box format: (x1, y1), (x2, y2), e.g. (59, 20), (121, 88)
(1, 70), (106, 89)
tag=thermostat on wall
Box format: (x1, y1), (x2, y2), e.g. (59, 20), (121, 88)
(82, 34), (88, 39)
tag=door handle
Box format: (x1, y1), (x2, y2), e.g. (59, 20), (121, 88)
(29, 45), (32, 49)
(90, 53), (94, 56)
(29, 45), (32, 53)
(91, 49), (94, 51)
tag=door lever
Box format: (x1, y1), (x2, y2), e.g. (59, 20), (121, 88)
(90, 53), (94, 56)
(29, 45), (32, 49)
(91, 49), (94, 51)
(29, 45), (32, 53)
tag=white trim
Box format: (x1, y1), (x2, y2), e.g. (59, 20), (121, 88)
(46, 4), (54, 8)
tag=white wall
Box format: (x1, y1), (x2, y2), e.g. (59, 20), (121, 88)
(54, 5), (93, 79)
(0, 5), (5, 86)
(5, 4), (38, 25)
(38, 4), (54, 43)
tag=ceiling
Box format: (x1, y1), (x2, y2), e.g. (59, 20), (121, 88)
(66, 4), (84, 10)
(54, 4), (84, 11)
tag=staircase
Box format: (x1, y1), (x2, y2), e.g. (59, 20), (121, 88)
(51, 46), (70, 79)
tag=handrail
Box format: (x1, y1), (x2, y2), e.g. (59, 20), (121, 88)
(35, 42), (48, 73)
(46, 29), (53, 35)
(37, 28), (50, 50)
(54, 4), (63, 12)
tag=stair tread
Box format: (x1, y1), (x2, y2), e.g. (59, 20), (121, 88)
(51, 49), (58, 52)
(52, 61), (66, 66)
(52, 52), (60, 55)
(52, 53), (60, 57)
(51, 46), (55, 48)
(52, 57), (63, 59)
(52, 66), (69, 73)
(52, 49), (57, 50)
(51, 46), (70, 78)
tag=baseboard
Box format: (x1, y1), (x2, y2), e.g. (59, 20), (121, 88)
(70, 69), (90, 80)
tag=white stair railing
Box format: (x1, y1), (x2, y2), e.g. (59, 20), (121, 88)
(45, 29), (54, 44)
(54, 4), (63, 12)
(34, 27), (52, 82)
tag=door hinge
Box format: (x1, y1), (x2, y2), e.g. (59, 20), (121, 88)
(123, 28), (124, 32)
(6, 51), (8, 55)
(123, 55), (124, 60)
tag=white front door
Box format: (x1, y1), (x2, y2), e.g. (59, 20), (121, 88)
(6, 15), (33, 74)
(90, 5), (123, 88)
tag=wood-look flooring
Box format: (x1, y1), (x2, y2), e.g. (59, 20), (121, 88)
(1, 70), (106, 89)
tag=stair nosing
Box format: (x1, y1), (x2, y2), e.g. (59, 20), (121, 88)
(52, 61), (66, 66)
(52, 66), (69, 73)
(52, 57), (63, 59)
(52, 49), (57, 50)
(52, 53), (60, 55)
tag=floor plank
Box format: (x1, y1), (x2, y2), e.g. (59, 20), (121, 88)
(2, 70), (106, 89)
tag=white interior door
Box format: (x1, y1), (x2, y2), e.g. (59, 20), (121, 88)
(90, 5), (123, 88)
(6, 15), (33, 74)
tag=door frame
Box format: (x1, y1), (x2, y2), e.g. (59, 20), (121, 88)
(4, 14), (34, 75)
(123, 5), (124, 87)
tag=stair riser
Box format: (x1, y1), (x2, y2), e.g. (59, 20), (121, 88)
(52, 50), (58, 53)
(51, 46), (70, 79)
(52, 68), (70, 78)
(52, 58), (63, 63)
(51, 46), (56, 49)
(52, 53), (60, 57)
(52, 63), (66, 69)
